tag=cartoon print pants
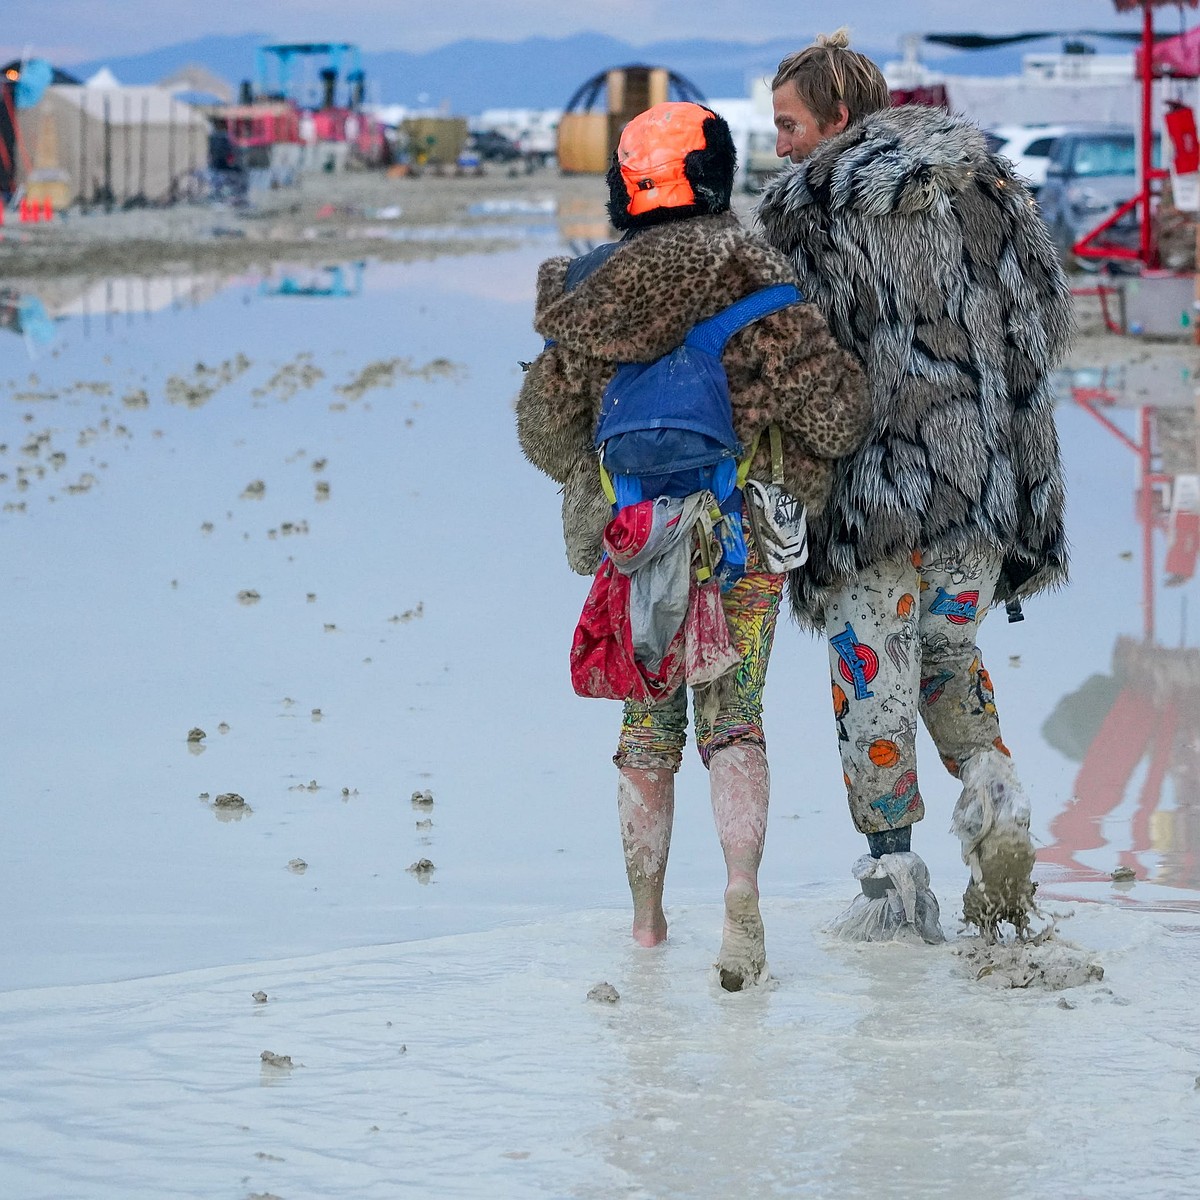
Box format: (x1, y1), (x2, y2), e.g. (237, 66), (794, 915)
(824, 549), (1009, 834)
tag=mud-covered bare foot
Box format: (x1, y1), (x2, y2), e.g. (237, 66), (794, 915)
(716, 878), (765, 991)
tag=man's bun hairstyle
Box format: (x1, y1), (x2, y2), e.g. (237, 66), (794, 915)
(772, 27), (890, 130)
(605, 102), (737, 231)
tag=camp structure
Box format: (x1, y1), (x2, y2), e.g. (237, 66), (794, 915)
(556, 65), (705, 174)
(13, 69), (208, 208)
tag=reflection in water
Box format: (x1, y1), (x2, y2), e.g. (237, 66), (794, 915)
(1044, 637), (1200, 891)
(0, 263), (367, 355)
(1042, 382), (1200, 894)
(0, 289), (56, 351)
(557, 194), (614, 257)
(259, 261), (365, 298)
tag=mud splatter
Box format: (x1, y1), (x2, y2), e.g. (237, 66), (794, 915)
(954, 926), (1104, 991)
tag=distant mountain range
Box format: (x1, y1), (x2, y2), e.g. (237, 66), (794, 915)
(66, 30), (1140, 114)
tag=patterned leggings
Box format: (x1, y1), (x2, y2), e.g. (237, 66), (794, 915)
(824, 550), (1009, 834)
(614, 565), (785, 772)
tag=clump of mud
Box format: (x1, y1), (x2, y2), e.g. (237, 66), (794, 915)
(954, 925), (1103, 991)
(165, 354), (251, 408)
(587, 982), (620, 1003)
(259, 1050), (294, 1069)
(213, 792), (247, 809)
(252, 354), (325, 402)
(333, 356), (463, 403)
(406, 858), (435, 877)
(186, 727), (206, 743)
(411, 789), (434, 808)
(287, 859), (308, 874)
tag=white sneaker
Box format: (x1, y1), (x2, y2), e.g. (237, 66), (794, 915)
(827, 851), (945, 945)
(951, 750), (1037, 936)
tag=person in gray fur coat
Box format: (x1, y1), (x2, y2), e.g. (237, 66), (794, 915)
(756, 31), (1074, 942)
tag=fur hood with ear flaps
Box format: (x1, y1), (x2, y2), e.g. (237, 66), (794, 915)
(756, 104), (1074, 623)
(516, 212), (871, 575)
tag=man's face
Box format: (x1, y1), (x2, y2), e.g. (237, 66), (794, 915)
(772, 86), (830, 162)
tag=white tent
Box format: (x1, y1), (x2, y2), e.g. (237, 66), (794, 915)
(18, 71), (209, 206)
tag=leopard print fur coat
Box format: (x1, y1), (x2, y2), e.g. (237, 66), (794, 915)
(757, 105), (1073, 624)
(516, 211), (870, 574)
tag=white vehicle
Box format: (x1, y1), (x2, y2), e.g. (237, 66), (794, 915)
(984, 124), (1076, 194)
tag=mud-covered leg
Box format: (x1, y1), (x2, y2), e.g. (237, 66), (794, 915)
(709, 743), (769, 991)
(616, 766), (675, 946)
(916, 551), (1036, 936)
(694, 566), (783, 988)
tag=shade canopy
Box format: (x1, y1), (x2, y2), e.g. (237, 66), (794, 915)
(1137, 23), (1200, 77)
(1114, 0), (1197, 9)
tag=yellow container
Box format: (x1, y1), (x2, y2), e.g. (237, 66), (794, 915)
(403, 117), (468, 166)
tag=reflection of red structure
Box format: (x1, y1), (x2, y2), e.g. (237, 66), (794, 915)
(1041, 387), (1200, 895)
(1045, 639), (1198, 888)
(1074, 0), (1200, 269)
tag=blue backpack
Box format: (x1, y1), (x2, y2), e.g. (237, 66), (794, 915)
(592, 280), (801, 586)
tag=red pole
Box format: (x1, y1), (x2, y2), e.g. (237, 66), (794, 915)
(1140, 406), (1156, 643)
(1140, 0), (1155, 267)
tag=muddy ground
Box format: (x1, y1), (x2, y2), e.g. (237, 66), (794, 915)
(1, 165), (1194, 369)
(0, 167), (602, 278)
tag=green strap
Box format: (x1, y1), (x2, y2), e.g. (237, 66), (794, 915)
(769, 424), (784, 486)
(736, 430), (762, 489)
(737, 424), (784, 489)
(597, 457), (616, 505)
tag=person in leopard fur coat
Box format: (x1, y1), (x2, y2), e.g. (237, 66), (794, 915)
(516, 102), (869, 988)
(756, 31), (1074, 942)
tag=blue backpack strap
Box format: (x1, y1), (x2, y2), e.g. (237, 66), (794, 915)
(544, 241), (625, 351)
(684, 283), (802, 357)
(565, 240), (622, 293)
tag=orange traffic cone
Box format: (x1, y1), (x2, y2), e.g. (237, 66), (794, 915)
(42, 197), (53, 221)
(18, 197), (29, 222)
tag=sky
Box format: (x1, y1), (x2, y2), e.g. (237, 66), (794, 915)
(0, 0), (1160, 66)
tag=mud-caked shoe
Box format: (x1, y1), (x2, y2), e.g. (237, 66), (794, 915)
(827, 851), (945, 945)
(952, 750), (1037, 937)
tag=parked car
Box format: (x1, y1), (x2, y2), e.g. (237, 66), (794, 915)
(742, 129), (783, 193)
(467, 129), (522, 163)
(1037, 126), (1160, 268)
(983, 123), (1075, 195)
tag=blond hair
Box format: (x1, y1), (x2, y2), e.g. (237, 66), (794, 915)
(771, 28), (891, 130)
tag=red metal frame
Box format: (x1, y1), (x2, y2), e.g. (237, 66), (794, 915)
(1074, 3), (1166, 268)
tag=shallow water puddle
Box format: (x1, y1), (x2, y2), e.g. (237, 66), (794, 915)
(2, 232), (1200, 1196)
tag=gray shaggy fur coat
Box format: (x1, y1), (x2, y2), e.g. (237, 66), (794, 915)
(757, 104), (1073, 623)
(517, 212), (871, 574)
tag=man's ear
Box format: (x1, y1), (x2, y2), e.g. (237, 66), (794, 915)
(828, 102), (850, 135)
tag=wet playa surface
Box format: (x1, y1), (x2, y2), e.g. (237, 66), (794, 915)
(2, 198), (1200, 1196)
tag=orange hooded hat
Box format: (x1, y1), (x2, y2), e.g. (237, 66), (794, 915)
(616, 101), (714, 217)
